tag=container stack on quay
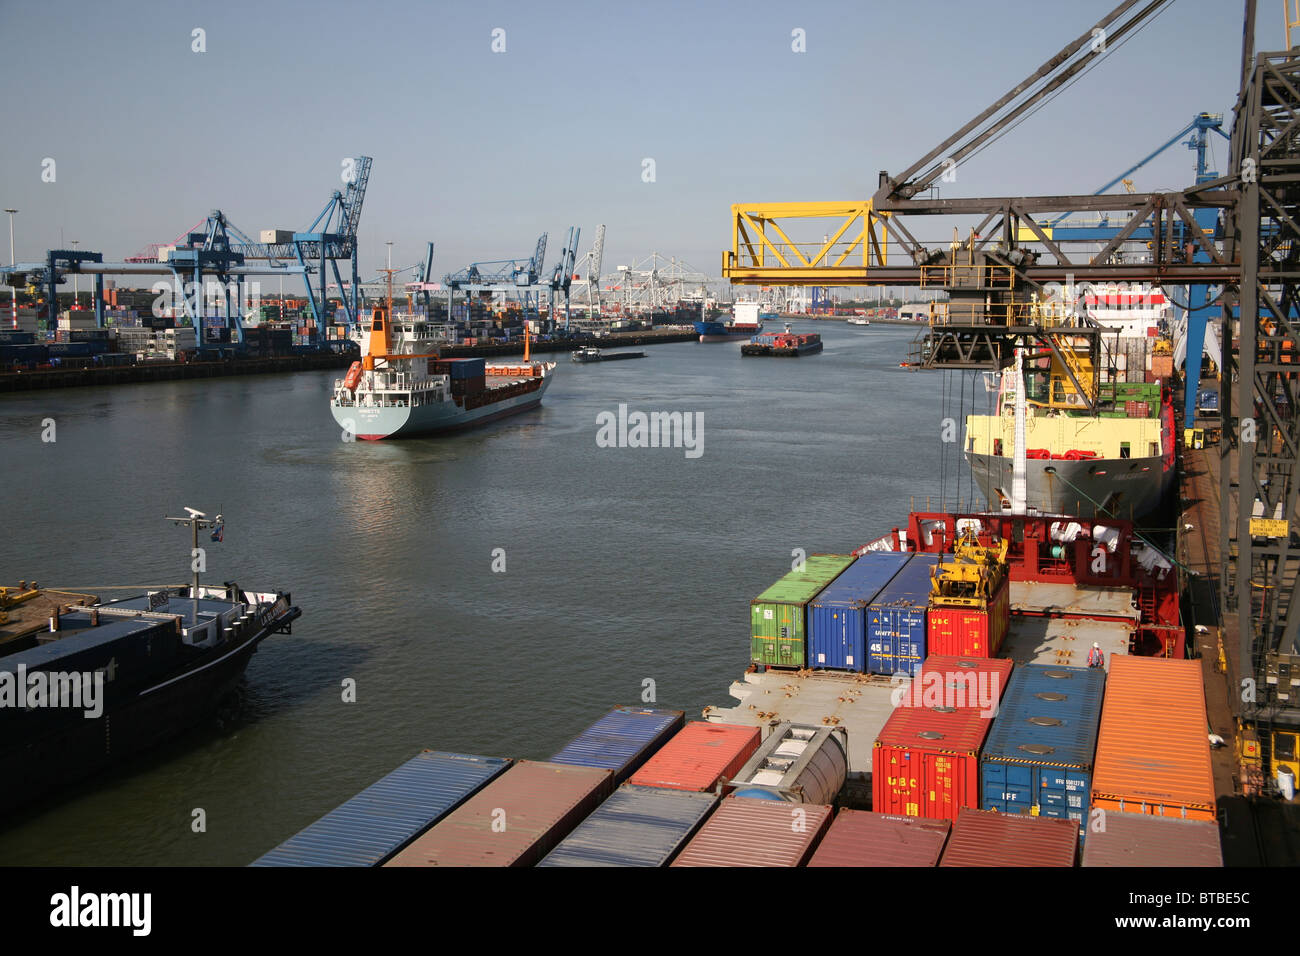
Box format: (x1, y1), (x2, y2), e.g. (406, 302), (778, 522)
(980, 663), (1105, 843)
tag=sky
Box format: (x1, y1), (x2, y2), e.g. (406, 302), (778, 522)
(0, 0), (1278, 287)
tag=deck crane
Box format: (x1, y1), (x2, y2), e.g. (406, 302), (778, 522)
(719, 0), (1300, 782)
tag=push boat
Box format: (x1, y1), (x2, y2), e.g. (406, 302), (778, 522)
(0, 511), (301, 814)
(330, 305), (556, 440)
(741, 323), (823, 357)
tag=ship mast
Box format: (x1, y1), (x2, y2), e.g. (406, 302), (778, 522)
(1010, 347), (1028, 515)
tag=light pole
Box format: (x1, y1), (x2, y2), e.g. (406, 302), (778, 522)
(3, 209), (15, 329)
(69, 239), (79, 312)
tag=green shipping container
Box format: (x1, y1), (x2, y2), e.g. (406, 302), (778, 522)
(750, 554), (857, 668)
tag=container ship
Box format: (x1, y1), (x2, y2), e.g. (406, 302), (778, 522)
(330, 306), (555, 440)
(1, 512), (300, 814)
(963, 326), (1175, 520)
(253, 502), (1222, 868)
(696, 299), (764, 342)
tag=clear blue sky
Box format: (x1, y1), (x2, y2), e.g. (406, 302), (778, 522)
(0, 0), (1277, 283)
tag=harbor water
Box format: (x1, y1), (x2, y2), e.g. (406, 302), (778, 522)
(0, 321), (970, 865)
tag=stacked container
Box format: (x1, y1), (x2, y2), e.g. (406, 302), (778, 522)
(807, 810), (950, 866)
(384, 760), (613, 867)
(981, 664), (1105, 843)
(873, 656), (1014, 820)
(926, 570), (1011, 657)
(1080, 813), (1223, 867)
(548, 706), (684, 785)
(670, 796), (832, 867)
(1090, 656), (1216, 821)
(627, 721), (761, 793)
(750, 554), (857, 668)
(537, 785), (718, 867)
(251, 751), (510, 867)
(867, 552), (942, 676)
(939, 807), (1078, 866)
(807, 552), (911, 671)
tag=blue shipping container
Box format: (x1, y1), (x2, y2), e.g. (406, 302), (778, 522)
(549, 705), (685, 783)
(866, 552), (942, 676)
(808, 552), (912, 671)
(537, 784), (719, 867)
(980, 664), (1105, 844)
(250, 751), (511, 866)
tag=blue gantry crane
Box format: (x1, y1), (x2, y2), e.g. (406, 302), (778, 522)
(547, 226), (581, 330)
(444, 233), (551, 321)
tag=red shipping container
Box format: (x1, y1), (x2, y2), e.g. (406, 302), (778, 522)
(926, 577), (1009, 657)
(670, 796), (832, 867)
(384, 760), (613, 867)
(807, 809), (950, 867)
(907, 655), (1014, 708)
(939, 807), (1077, 866)
(627, 721), (761, 792)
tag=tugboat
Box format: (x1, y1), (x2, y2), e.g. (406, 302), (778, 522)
(0, 509), (301, 814)
(330, 280), (556, 440)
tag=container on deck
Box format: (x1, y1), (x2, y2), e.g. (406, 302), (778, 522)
(873, 656), (1013, 820)
(670, 796), (832, 867)
(537, 785), (718, 867)
(1090, 656), (1216, 822)
(1080, 812), (1223, 867)
(806, 809), (950, 867)
(808, 552), (912, 671)
(927, 575), (1010, 657)
(939, 807), (1078, 866)
(627, 721), (761, 793)
(728, 723), (848, 804)
(250, 751), (510, 866)
(980, 663), (1105, 844)
(383, 760), (613, 867)
(750, 554), (857, 668)
(548, 705), (685, 784)
(867, 553), (942, 676)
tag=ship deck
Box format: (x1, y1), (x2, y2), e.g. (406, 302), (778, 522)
(703, 670), (898, 786)
(1008, 579), (1139, 622)
(0, 589), (99, 647)
(1000, 614), (1133, 670)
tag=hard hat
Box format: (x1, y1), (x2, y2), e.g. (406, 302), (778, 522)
(1092, 642), (1101, 648)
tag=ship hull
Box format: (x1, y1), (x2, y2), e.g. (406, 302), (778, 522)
(332, 374), (551, 440)
(966, 451), (1173, 519)
(0, 608), (300, 816)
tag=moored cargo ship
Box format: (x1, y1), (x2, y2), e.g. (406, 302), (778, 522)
(1, 512), (301, 815)
(696, 299), (764, 341)
(330, 306), (555, 440)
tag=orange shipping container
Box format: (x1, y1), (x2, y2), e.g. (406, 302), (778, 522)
(1091, 656), (1216, 822)
(628, 722), (760, 792)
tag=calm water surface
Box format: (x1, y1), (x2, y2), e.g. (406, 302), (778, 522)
(0, 321), (983, 865)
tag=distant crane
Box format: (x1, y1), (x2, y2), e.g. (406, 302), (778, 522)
(547, 226), (581, 331)
(572, 225), (606, 320)
(444, 233), (557, 322)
